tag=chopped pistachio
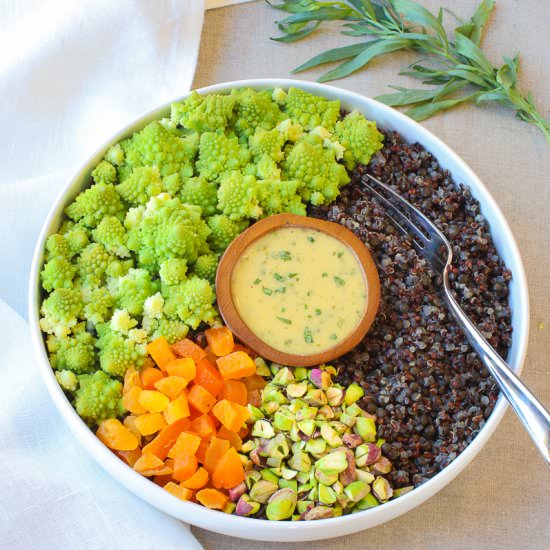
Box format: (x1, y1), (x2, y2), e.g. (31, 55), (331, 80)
(223, 501), (236, 514)
(241, 440), (256, 454)
(294, 367), (308, 381)
(274, 410), (294, 432)
(332, 480), (344, 495)
(314, 468), (339, 485)
(318, 483), (337, 505)
(303, 506), (334, 520)
(345, 403), (362, 417)
(296, 500), (313, 514)
(309, 368), (332, 390)
(287, 382), (308, 398)
(288, 451), (311, 472)
(254, 357), (271, 376)
(372, 477), (393, 502)
(264, 401), (280, 414)
(372, 456), (392, 474)
(340, 412), (356, 427)
(304, 388), (328, 406)
(305, 437), (327, 456)
(266, 456), (283, 468)
(343, 480), (370, 502)
(296, 406), (318, 421)
(393, 486), (414, 498)
(356, 469), (375, 484)
(376, 438), (386, 448)
(355, 416), (376, 442)
(250, 480), (279, 503)
(247, 404), (264, 422)
(355, 493), (379, 510)
(262, 386), (288, 405)
(245, 470), (261, 490)
(279, 478), (298, 491)
(272, 367), (295, 386)
(317, 405), (335, 420)
(235, 494), (261, 516)
(326, 386), (345, 407)
(296, 471), (310, 484)
(344, 383), (364, 405)
(281, 467), (298, 480)
(297, 419), (316, 437)
(320, 424), (343, 447)
(266, 488), (297, 521)
(342, 433), (362, 448)
(252, 419), (275, 439)
(316, 450), (348, 475)
(329, 420), (348, 434)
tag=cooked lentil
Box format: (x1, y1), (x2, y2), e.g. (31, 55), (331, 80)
(310, 131), (512, 488)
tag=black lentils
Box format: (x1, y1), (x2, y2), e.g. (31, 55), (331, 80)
(309, 131), (513, 488)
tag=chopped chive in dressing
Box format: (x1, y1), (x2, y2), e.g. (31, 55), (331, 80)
(231, 226), (367, 355)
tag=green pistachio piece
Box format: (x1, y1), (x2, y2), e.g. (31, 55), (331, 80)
(279, 478), (298, 491)
(314, 468), (339, 486)
(267, 456), (283, 468)
(296, 471), (310, 484)
(372, 477), (393, 502)
(331, 480), (344, 495)
(355, 417), (376, 442)
(291, 441), (305, 455)
(250, 480), (279, 503)
(393, 486), (414, 498)
(318, 483), (337, 505)
(376, 438), (385, 447)
(291, 514), (301, 521)
(298, 482), (313, 494)
(332, 505), (344, 517)
(296, 500), (313, 514)
(254, 357), (271, 376)
(325, 386), (345, 407)
(303, 505), (334, 520)
(260, 468), (280, 484)
(345, 403), (362, 417)
(372, 456), (392, 474)
(305, 388), (328, 406)
(305, 437), (327, 456)
(288, 399), (306, 414)
(356, 469), (375, 484)
(320, 424), (343, 447)
(297, 419), (316, 436)
(344, 383), (364, 405)
(294, 367), (308, 381)
(274, 410), (295, 432)
(264, 401), (280, 414)
(286, 382), (308, 398)
(245, 470), (261, 490)
(281, 467), (298, 480)
(355, 493), (379, 510)
(266, 488), (297, 521)
(296, 406), (318, 421)
(266, 433), (290, 457)
(272, 367), (295, 386)
(339, 412), (356, 427)
(329, 420), (348, 434)
(270, 363), (282, 376)
(247, 404), (265, 422)
(316, 450), (348, 474)
(288, 451), (311, 472)
(317, 405), (335, 420)
(236, 494), (261, 516)
(252, 419), (275, 439)
(263, 386), (288, 405)
(289, 422), (301, 442)
(223, 501), (236, 514)
(241, 440), (256, 454)
(343, 480), (370, 502)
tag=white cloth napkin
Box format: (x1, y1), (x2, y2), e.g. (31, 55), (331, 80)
(0, 0), (208, 548)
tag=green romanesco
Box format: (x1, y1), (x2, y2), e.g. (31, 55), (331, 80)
(109, 268), (159, 317)
(41, 256), (76, 292)
(91, 216), (130, 257)
(334, 110), (384, 169)
(65, 183), (125, 228)
(230, 88), (283, 138)
(105, 143), (125, 166)
(195, 131), (250, 182)
(254, 155), (281, 180)
(143, 313), (189, 344)
(91, 160), (117, 185)
(110, 309), (138, 334)
(159, 258), (188, 285)
(83, 287), (114, 325)
(115, 166), (163, 206)
(44, 234), (71, 261)
(282, 134), (350, 205)
(95, 323), (147, 378)
(57, 221), (91, 257)
(77, 243), (113, 287)
(118, 120), (198, 180)
(47, 328), (97, 373)
(192, 253), (219, 283)
(276, 118), (303, 142)
(39, 288), (83, 337)
(56, 370), (78, 392)
(162, 173), (183, 196)
(179, 176), (218, 216)
(248, 127), (285, 162)
(143, 292), (164, 319)
(135, 196), (211, 268)
(74, 370), (125, 425)
(282, 87), (341, 132)
(217, 171), (262, 220)
(171, 91), (236, 133)
(206, 215), (249, 252)
(163, 276), (217, 329)
(106, 259), (134, 278)
(257, 179), (307, 216)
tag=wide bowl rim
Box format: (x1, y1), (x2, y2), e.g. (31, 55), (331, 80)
(28, 78), (530, 542)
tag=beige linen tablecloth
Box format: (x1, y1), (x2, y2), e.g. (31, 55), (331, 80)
(193, 1), (550, 548)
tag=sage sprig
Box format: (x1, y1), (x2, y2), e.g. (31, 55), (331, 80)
(268, 0), (550, 144)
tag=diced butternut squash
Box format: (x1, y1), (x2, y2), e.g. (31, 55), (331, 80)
(212, 447), (245, 490)
(247, 389), (262, 408)
(168, 431), (202, 459)
(147, 336), (177, 370)
(123, 415), (142, 444)
(114, 448), (142, 467)
(216, 351), (256, 380)
(133, 452), (164, 474)
(96, 419), (139, 451)
(134, 413), (167, 436)
(203, 436), (230, 474)
(188, 384), (216, 414)
(163, 393), (191, 425)
(171, 338), (207, 364)
(123, 386), (146, 414)
(164, 482), (194, 501)
(181, 467), (209, 489)
(165, 358), (196, 381)
(191, 414), (217, 439)
(173, 452), (198, 482)
(212, 399), (250, 432)
(194, 358), (224, 397)
(123, 366), (142, 394)
(138, 390), (169, 413)
(216, 426), (242, 451)
(196, 488), (228, 510)
(140, 367), (164, 390)
(153, 474), (173, 487)
(141, 418), (190, 460)
(154, 376), (188, 399)
(243, 374), (267, 392)
(205, 327), (234, 356)
(219, 379), (247, 406)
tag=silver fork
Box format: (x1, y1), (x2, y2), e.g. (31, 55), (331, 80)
(362, 173), (550, 469)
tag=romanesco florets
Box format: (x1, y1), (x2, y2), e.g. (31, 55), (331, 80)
(179, 176), (218, 216)
(74, 370), (125, 425)
(40, 288), (83, 337)
(83, 287), (114, 325)
(334, 110), (384, 169)
(257, 179), (307, 216)
(143, 292), (164, 319)
(230, 88), (283, 138)
(47, 329), (96, 373)
(56, 370), (78, 392)
(91, 216), (129, 257)
(192, 253), (219, 282)
(217, 171), (262, 220)
(110, 309), (138, 334)
(143, 313), (189, 344)
(109, 268), (159, 317)
(41, 256), (76, 291)
(249, 127), (285, 162)
(195, 131), (250, 181)
(91, 160), (117, 185)
(65, 183), (125, 228)
(282, 87), (341, 131)
(171, 91), (236, 133)
(159, 258), (188, 285)
(206, 215), (249, 252)
(115, 166), (163, 206)
(105, 143), (124, 166)
(77, 243), (113, 287)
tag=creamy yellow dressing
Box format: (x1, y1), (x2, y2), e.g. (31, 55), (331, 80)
(231, 226), (367, 355)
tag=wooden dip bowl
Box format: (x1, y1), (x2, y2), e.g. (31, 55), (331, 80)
(215, 214), (380, 367)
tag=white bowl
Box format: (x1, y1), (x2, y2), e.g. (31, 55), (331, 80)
(28, 79), (529, 542)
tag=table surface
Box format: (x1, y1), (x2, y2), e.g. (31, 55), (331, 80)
(193, 1), (550, 548)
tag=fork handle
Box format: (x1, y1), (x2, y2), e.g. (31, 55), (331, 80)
(443, 282), (550, 470)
